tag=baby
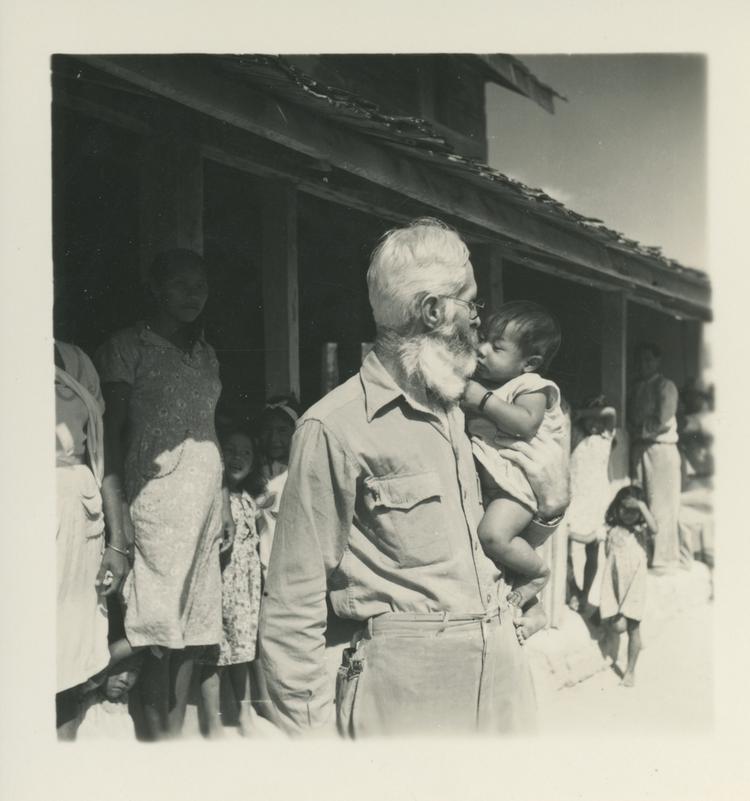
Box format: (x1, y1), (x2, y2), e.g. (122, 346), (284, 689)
(464, 301), (565, 613)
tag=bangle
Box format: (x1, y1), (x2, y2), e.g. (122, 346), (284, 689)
(532, 513), (564, 527)
(106, 543), (131, 558)
(478, 391), (494, 412)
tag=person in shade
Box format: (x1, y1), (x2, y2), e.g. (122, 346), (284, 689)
(628, 342), (686, 572)
(259, 218), (569, 737)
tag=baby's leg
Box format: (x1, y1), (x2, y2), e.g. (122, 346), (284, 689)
(478, 496), (550, 607)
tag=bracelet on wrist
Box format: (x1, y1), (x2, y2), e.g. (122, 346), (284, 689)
(106, 543), (131, 558)
(478, 391), (494, 412)
(532, 512), (564, 527)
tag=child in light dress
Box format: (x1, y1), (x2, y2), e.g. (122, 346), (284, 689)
(599, 485), (657, 687)
(567, 396), (617, 617)
(464, 301), (565, 619)
(200, 426), (265, 737)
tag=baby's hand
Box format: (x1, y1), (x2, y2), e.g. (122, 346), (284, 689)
(462, 379), (489, 410)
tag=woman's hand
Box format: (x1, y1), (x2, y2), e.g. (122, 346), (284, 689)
(95, 546), (130, 597)
(220, 491), (236, 555)
(495, 427), (571, 518)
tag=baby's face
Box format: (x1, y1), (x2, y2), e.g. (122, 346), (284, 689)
(104, 669), (139, 701)
(476, 329), (528, 385)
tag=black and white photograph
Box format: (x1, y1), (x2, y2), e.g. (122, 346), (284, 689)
(1, 2), (746, 800)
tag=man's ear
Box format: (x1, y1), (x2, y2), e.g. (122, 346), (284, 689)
(419, 293), (443, 331)
(523, 354), (544, 373)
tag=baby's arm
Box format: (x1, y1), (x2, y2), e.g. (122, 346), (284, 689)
(465, 380), (547, 439)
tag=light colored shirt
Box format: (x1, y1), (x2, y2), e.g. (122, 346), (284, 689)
(629, 373), (679, 444)
(259, 350), (553, 732)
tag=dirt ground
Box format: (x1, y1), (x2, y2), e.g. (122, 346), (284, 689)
(538, 599), (713, 734)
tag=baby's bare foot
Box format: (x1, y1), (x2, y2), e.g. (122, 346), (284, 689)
(620, 671), (636, 687)
(513, 603), (547, 645)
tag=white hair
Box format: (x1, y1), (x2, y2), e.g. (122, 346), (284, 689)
(367, 218), (471, 334)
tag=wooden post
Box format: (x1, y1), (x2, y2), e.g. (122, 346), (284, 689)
(601, 291), (630, 485)
(139, 136), (204, 277)
(261, 180), (300, 400)
(487, 249), (504, 311)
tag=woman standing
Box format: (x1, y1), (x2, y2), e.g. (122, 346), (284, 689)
(55, 340), (129, 738)
(97, 249), (234, 739)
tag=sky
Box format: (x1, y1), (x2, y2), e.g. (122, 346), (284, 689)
(486, 54), (707, 272)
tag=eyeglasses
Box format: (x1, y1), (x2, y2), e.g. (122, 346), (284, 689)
(440, 296), (485, 319)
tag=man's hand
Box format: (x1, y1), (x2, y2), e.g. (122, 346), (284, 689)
(494, 426), (570, 518)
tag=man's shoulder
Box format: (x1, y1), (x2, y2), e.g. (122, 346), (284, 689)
(299, 374), (366, 428)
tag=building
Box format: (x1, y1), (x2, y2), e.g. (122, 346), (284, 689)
(51, 53), (712, 626)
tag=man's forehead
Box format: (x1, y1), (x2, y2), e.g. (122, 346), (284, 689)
(456, 265), (477, 298)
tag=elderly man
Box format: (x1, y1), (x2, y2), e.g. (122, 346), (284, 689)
(259, 218), (569, 736)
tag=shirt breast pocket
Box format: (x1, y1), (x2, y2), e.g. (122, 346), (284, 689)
(364, 471), (451, 568)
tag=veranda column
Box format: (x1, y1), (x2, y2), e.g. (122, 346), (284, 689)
(260, 180), (300, 401)
(601, 291), (629, 486)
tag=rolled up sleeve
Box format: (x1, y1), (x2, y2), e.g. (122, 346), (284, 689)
(258, 419), (357, 733)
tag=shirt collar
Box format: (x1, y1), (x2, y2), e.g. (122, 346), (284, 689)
(360, 350), (453, 425)
(360, 350), (404, 423)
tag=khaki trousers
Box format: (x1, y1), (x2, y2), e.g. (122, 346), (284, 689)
(335, 608), (537, 738)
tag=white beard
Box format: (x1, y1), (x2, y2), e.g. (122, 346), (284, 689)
(396, 324), (478, 407)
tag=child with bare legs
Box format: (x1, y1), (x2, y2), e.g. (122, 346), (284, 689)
(463, 301), (565, 632)
(199, 427), (265, 736)
(599, 485), (657, 687)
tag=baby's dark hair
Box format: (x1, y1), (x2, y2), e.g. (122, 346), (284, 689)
(605, 484), (648, 528)
(482, 300), (561, 371)
(220, 423), (268, 498)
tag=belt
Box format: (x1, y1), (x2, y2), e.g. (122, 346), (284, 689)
(366, 607), (504, 636)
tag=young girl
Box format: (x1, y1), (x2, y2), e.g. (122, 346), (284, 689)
(200, 426), (265, 737)
(567, 396), (617, 617)
(599, 485), (658, 687)
(75, 652), (143, 740)
(463, 301), (565, 612)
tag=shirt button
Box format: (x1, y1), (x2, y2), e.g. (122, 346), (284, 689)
(474, 540), (479, 551)
(486, 593), (492, 604)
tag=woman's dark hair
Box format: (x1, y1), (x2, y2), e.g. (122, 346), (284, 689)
(482, 300), (561, 371)
(605, 484), (648, 528)
(148, 248), (208, 350)
(635, 341), (661, 360)
(220, 424), (267, 498)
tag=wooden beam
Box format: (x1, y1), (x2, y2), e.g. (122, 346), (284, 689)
(85, 56), (710, 318)
(261, 180), (300, 400)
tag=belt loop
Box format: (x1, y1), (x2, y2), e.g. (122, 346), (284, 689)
(436, 610), (450, 637)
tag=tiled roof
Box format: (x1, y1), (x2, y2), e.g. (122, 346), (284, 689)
(219, 54), (707, 285)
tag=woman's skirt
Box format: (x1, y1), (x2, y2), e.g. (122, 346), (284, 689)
(56, 465), (109, 693)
